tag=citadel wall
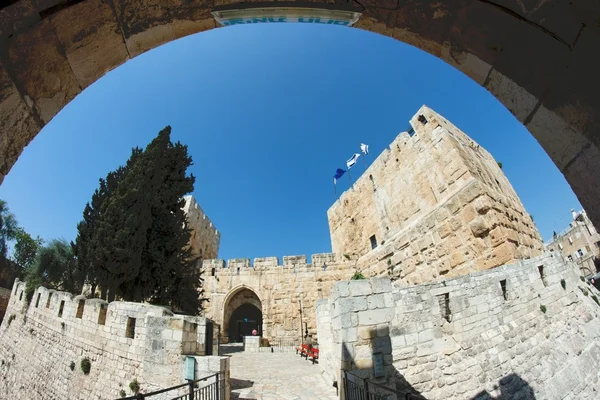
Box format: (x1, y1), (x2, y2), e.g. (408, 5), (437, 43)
(183, 195), (220, 264)
(202, 253), (356, 342)
(0, 280), (229, 400)
(316, 253), (600, 399)
(327, 105), (543, 284)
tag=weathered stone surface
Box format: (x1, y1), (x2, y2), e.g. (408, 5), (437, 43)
(0, 281), (228, 399)
(328, 106), (543, 284)
(317, 254), (600, 399)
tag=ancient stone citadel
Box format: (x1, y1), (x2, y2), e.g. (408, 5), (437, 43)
(201, 105), (544, 343)
(2, 105), (599, 400)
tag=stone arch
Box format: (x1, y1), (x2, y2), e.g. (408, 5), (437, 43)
(0, 1), (598, 228)
(222, 285), (263, 343)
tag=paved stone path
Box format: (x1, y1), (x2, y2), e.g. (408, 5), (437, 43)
(221, 344), (338, 400)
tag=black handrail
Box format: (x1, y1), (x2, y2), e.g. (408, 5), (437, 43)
(116, 372), (221, 400)
(343, 370), (427, 400)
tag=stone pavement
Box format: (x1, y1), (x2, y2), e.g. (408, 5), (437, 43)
(221, 344), (338, 400)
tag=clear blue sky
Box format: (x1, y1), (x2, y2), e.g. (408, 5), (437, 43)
(0, 23), (582, 262)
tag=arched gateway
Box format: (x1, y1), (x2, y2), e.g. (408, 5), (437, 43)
(222, 286), (263, 343)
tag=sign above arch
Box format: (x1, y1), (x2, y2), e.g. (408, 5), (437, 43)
(211, 2), (362, 27)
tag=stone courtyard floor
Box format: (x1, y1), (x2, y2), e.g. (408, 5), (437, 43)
(221, 344), (338, 400)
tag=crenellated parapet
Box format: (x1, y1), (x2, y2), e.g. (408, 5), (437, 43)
(183, 195), (220, 260)
(201, 253), (347, 273)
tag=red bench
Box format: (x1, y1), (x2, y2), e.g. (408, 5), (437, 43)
(307, 347), (319, 364)
(296, 343), (310, 358)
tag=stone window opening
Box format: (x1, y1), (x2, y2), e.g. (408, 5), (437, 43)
(98, 304), (107, 325)
(126, 317), (136, 339)
(58, 300), (65, 318)
(370, 235), (378, 250)
(418, 114), (428, 124)
(500, 279), (508, 301)
(567, 255), (573, 262)
(577, 249), (584, 258)
(437, 293), (451, 322)
(35, 293), (41, 308)
(351, 217), (355, 224)
(568, 236), (573, 244)
(46, 293), (52, 308)
(237, 267), (240, 275)
(369, 174), (376, 191)
(19, 291), (23, 301)
(75, 300), (85, 319)
(408, 127), (416, 137)
(538, 265), (547, 287)
(211, 267), (216, 277)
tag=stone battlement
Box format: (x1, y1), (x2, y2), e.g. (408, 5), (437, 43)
(0, 280), (227, 399)
(202, 252), (346, 271)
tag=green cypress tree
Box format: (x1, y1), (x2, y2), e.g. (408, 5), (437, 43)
(75, 148), (142, 298)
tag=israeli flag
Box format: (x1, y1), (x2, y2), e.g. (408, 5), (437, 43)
(346, 153), (360, 169)
(360, 143), (369, 155)
(333, 168), (346, 184)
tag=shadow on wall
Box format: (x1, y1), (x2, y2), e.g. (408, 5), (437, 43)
(470, 373), (535, 400)
(340, 341), (425, 399)
(340, 341), (535, 400)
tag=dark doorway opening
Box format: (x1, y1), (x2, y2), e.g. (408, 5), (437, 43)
(228, 303), (262, 343)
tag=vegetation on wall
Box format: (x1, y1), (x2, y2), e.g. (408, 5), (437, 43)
(80, 357), (91, 375)
(351, 271), (366, 280)
(129, 378), (140, 394)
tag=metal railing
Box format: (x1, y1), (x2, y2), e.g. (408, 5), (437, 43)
(117, 373), (224, 400)
(268, 337), (300, 348)
(342, 370), (426, 400)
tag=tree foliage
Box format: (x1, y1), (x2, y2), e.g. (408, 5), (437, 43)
(75, 126), (200, 313)
(25, 239), (83, 301)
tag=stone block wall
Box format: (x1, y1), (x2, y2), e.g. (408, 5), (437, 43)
(316, 253), (600, 399)
(327, 105), (543, 283)
(202, 253), (360, 341)
(0, 280), (225, 400)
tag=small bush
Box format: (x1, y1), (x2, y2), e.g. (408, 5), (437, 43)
(61, 322), (65, 330)
(560, 279), (566, 289)
(69, 361), (75, 371)
(129, 378), (140, 394)
(540, 305), (547, 313)
(592, 295), (600, 306)
(579, 286), (589, 296)
(80, 357), (91, 375)
(119, 389), (126, 398)
(580, 276), (585, 282)
(7, 315), (15, 326)
(29, 328), (33, 334)
(351, 271), (366, 280)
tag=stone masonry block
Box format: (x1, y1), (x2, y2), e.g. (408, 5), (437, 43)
(358, 309), (394, 326)
(371, 278), (392, 294)
(339, 297), (368, 313)
(349, 280), (372, 297)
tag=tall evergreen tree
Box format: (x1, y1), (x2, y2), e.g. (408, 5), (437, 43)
(75, 148), (142, 297)
(91, 127), (200, 312)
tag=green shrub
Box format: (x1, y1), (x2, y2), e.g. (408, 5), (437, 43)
(560, 279), (566, 289)
(351, 271), (365, 280)
(579, 286), (589, 296)
(7, 314), (15, 326)
(69, 361), (75, 371)
(540, 305), (547, 313)
(80, 357), (91, 375)
(29, 328), (33, 334)
(129, 378), (140, 394)
(119, 389), (126, 398)
(580, 276), (586, 282)
(592, 295), (600, 306)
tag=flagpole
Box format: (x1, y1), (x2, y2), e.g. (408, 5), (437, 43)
(333, 180), (337, 196)
(348, 168), (353, 186)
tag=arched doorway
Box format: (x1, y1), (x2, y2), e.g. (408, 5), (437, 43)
(223, 287), (263, 343)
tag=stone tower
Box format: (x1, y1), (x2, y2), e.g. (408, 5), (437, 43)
(183, 195), (220, 266)
(327, 105), (544, 284)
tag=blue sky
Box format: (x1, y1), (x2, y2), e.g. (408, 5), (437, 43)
(0, 23), (581, 262)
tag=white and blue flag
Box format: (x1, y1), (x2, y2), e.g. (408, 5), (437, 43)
(346, 153), (360, 169)
(360, 143), (369, 155)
